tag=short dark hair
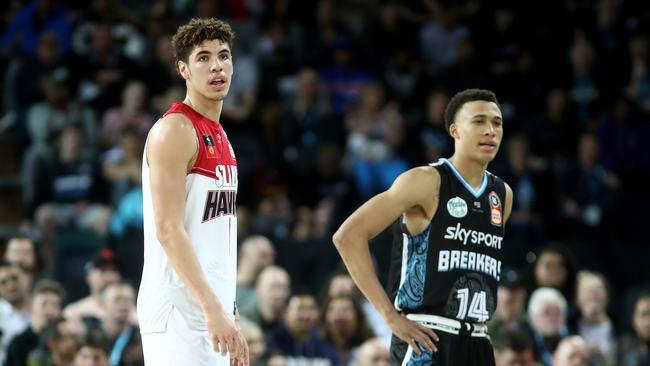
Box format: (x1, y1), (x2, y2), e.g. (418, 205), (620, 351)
(31, 279), (65, 300)
(444, 89), (500, 133)
(78, 329), (111, 355)
(40, 317), (67, 344)
(171, 18), (235, 66)
(492, 329), (533, 352)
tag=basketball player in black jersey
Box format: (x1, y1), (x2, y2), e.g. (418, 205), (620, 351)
(333, 89), (512, 365)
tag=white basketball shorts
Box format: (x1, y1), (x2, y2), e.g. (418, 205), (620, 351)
(141, 307), (230, 366)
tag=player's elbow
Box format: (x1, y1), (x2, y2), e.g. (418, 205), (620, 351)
(332, 227), (350, 250)
(155, 221), (180, 246)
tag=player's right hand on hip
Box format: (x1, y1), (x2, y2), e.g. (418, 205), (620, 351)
(386, 311), (439, 355)
(206, 310), (245, 359)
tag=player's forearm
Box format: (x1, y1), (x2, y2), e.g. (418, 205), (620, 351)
(333, 231), (396, 319)
(157, 226), (223, 313)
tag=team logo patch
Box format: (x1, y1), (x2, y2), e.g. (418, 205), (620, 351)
(447, 197), (468, 218)
(489, 191), (501, 208)
(489, 191), (502, 226)
(202, 134), (218, 159)
(202, 134), (215, 146)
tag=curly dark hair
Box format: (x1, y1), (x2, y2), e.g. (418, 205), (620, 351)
(443, 88), (501, 133)
(171, 18), (235, 66)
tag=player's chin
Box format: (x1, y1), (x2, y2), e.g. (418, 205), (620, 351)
(475, 151), (497, 163)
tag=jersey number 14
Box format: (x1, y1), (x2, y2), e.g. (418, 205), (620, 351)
(455, 288), (489, 322)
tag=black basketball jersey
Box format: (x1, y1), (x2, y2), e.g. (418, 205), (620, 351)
(387, 158), (507, 322)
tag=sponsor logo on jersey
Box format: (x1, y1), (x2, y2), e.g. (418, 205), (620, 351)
(447, 197), (468, 218)
(489, 191), (502, 226)
(444, 223), (502, 249)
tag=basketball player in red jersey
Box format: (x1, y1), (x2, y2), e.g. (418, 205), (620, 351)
(137, 18), (248, 366)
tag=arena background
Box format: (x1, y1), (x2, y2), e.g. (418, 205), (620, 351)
(0, 0), (649, 365)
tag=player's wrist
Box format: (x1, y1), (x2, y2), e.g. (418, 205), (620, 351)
(199, 296), (223, 314)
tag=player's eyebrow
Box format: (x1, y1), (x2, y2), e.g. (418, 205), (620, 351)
(471, 114), (502, 121)
(195, 50), (211, 59)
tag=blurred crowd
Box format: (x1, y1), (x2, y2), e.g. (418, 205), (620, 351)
(0, 0), (649, 365)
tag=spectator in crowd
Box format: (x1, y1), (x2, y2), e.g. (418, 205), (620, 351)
(3, 235), (40, 279)
(525, 245), (578, 315)
(241, 265), (290, 332)
(2, 32), (65, 116)
(63, 249), (121, 325)
(527, 287), (570, 366)
(266, 293), (339, 366)
(26, 67), (98, 155)
(495, 135), (546, 265)
(418, 90), (453, 163)
(74, 23), (139, 114)
(559, 133), (620, 244)
(355, 337), (390, 366)
(99, 81), (153, 149)
(489, 267), (529, 341)
(624, 34), (650, 113)
(619, 292), (650, 366)
(97, 280), (142, 365)
(344, 82), (408, 200)
(524, 87), (580, 163)
(279, 67), (336, 191)
(571, 271), (616, 366)
(26, 317), (80, 366)
(0, 0), (73, 57)
(73, 330), (110, 366)
(567, 39), (603, 123)
(236, 235), (276, 312)
(6, 279), (65, 366)
(240, 317), (266, 366)
(0, 260), (30, 313)
(322, 270), (391, 346)
(28, 124), (109, 264)
(102, 126), (144, 208)
(492, 329), (540, 366)
(0, 261), (31, 365)
(322, 294), (374, 365)
(552, 335), (589, 366)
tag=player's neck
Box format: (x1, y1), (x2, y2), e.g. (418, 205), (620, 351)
(448, 154), (488, 190)
(183, 90), (223, 123)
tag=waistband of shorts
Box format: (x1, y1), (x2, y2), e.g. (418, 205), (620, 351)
(406, 314), (488, 338)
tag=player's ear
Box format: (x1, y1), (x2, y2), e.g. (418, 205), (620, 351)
(449, 123), (459, 139)
(178, 61), (189, 80)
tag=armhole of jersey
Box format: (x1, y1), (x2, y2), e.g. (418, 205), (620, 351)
(151, 112), (203, 175)
(431, 163), (446, 219)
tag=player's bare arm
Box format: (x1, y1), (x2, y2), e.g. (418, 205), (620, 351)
(147, 114), (243, 358)
(504, 183), (513, 223)
(333, 166), (441, 354)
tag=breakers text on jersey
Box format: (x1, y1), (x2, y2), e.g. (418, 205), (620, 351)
(444, 223), (502, 249)
(438, 250), (501, 281)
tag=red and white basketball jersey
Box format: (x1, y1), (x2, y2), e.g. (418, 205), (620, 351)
(138, 102), (238, 333)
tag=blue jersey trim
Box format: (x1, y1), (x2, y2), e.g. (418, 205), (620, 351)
(440, 158), (488, 199)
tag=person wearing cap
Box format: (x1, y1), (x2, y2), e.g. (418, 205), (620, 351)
(488, 267), (530, 342)
(63, 249), (121, 325)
